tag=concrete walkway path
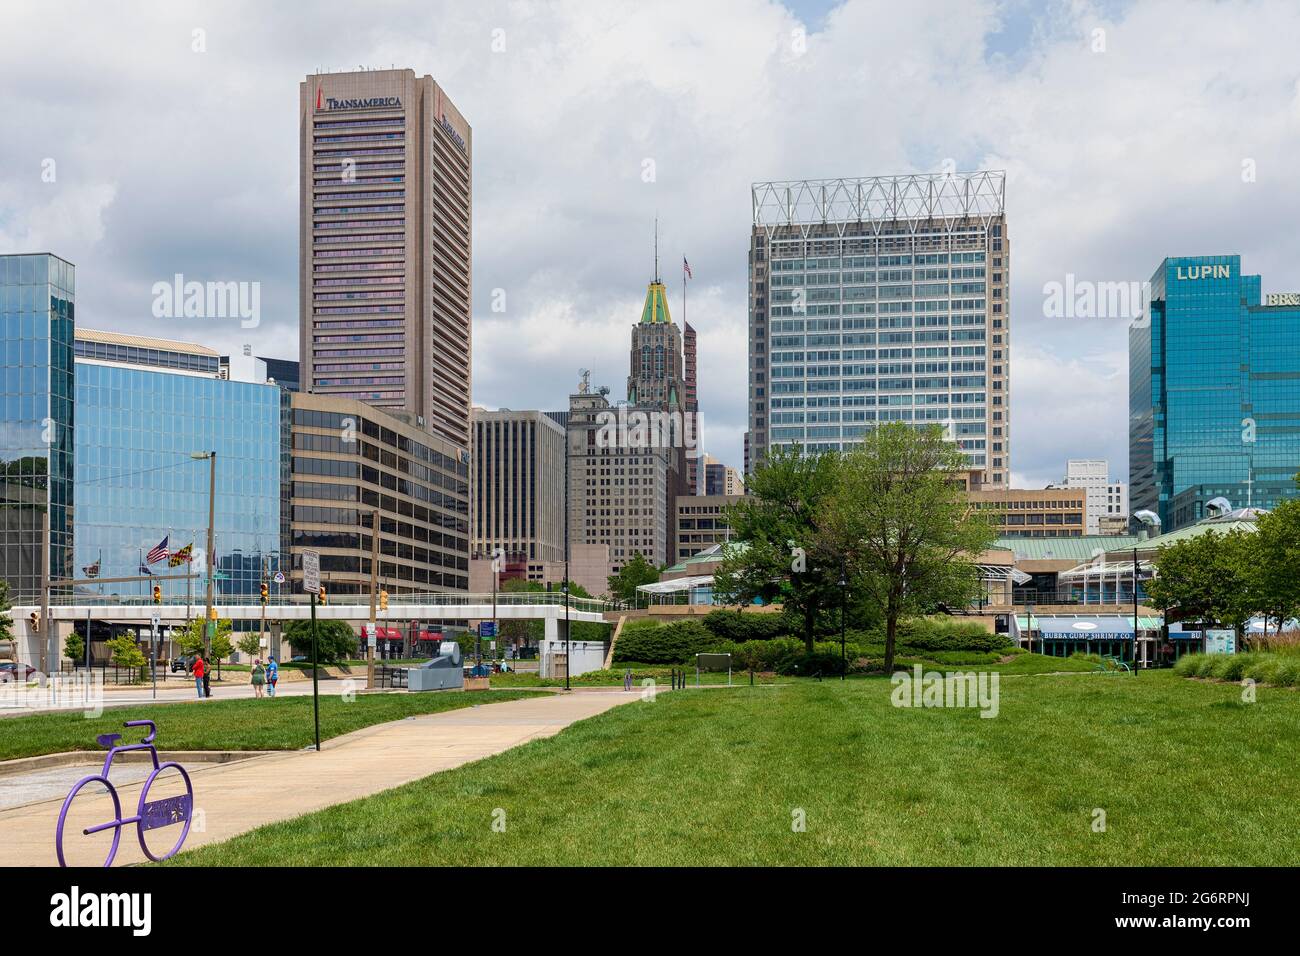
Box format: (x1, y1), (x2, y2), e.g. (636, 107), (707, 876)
(0, 689), (644, 867)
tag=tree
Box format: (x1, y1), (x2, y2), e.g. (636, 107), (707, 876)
(1246, 500), (1300, 640)
(818, 423), (996, 674)
(236, 631), (263, 661)
(0, 579), (13, 647)
(607, 553), (661, 605)
(712, 444), (842, 652)
(1145, 529), (1255, 636)
(499, 578), (544, 647)
(175, 618), (234, 658)
(105, 633), (147, 683)
(63, 631), (84, 664)
(283, 619), (358, 663)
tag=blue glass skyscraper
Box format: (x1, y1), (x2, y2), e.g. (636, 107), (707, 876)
(1130, 255), (1300, 530)
(0, 253), (75, 602)
(74, 330), (285, 601)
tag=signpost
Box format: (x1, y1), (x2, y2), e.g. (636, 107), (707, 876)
(150, 611), (160, 700)
(1205, 629), (1237, 655)
(302, 550), (322, 752)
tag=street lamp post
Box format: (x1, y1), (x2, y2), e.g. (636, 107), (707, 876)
(838, 566), (848, 682)
(190, 451), (216, 658)
(1025, 601), (1035, 656)
(563, 433), (571, 691)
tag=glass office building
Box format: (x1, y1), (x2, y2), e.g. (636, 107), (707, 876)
(747, 172), (1010, 487)
(0, 253), (75, 602)
(1130, 255), (1300, 530)
(74, 332), (284, 600)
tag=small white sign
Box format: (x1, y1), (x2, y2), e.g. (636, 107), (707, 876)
(150, 611), (161, 628)
(302, 550), (320, 594)
(273, 571), (286, 585)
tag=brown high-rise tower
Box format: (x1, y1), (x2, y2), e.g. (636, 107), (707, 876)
(299, 68), (472, 448)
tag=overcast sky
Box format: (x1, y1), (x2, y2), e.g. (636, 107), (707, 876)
(3, 0), (1299, 486)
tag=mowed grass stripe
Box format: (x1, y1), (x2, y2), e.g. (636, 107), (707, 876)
(0, 691), (544, 761)
(174, 670), (1300, 866)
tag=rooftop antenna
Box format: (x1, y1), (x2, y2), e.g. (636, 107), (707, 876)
(653, 215), (660, 284)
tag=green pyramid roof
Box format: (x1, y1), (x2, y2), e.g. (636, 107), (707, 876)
(640, 281), (673, 324)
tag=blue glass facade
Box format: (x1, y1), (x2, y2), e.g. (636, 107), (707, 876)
(74, 360), (284, 600)
(1130, 255), (1300, 529)
(0, 254), (75, 602)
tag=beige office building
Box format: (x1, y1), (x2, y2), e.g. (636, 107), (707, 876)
(299, 68), (472, 449)
(472, 407), (566, 565)
(288, 392), (471, 597)
(967, 487), (1086, 538)
(567, 382), (673, 572)
(674, 494), (745, 563)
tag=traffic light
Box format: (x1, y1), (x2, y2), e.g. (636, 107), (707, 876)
(209, 606), (218, 621)
(260, 582), (269, 605)
(318, 585), (327, 606)
(28, 612), (40, 633)
(152, 585), (162, 605)
(379, 588), (389, 611)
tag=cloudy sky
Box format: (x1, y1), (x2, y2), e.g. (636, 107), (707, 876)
(3, 0), (1299, 486)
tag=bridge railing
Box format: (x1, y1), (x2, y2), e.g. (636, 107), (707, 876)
(43, 591), (617, 614)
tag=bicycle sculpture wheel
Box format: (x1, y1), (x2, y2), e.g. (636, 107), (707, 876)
(55, 719), (194, 867)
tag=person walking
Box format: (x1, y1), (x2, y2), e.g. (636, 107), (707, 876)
(251, 658), (266, 699)
(266, 656), (278, 698)
(191, 654), (205, 699)
(201, 655), (212, 698)
(623, 668), (633, 692)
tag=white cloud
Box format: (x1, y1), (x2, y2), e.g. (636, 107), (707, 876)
(2, 0), (1298, 485)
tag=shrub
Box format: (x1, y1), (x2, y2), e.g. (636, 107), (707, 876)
(284, 619), (358, 664)
(612, 619), (717, 664)
(848, 618), (1012, 652)
(700, 610), (787, 643)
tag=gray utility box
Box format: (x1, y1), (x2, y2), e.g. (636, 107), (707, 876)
(407, 640), (464, 691)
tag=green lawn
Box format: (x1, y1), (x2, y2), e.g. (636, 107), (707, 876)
(0, 690), (541, 761)
(173, 669), (1299, 866)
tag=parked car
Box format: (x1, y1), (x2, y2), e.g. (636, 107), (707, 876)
(170, 655), (196, 674)
(0, 662), (38, 682)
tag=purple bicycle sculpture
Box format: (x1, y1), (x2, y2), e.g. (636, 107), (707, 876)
(55, 719), (194, 867)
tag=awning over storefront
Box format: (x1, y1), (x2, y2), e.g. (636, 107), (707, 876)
(637, 575), (714, 594)
(1027, 616), (1137, 640)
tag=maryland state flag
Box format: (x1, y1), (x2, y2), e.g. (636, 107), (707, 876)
(168, 543), (194, 567)
(82, 560), (100, 578)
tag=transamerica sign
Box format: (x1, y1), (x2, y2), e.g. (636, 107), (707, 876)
(314, 86), (400, 111)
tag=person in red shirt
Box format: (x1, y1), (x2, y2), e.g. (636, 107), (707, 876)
(192, 655), (205, 699)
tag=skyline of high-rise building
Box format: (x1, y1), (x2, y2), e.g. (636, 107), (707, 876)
(746, 172), (1010, 488)
(472, 406), (566, 565)
(299, 68), (472, 449)
(1130, 254), (1300, 530)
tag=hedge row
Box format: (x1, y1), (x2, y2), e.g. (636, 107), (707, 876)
(1174, 652), (1300, 687)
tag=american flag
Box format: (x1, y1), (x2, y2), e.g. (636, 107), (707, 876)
(146, 536), (169, 565)
(683, 256), (693, 280)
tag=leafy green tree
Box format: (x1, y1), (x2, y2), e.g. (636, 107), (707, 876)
(175, 618), (234, 657)
(712, 444), (841, 652)
(106, 633), (147, 682)
(0, 579), (13, 647)
(236, 631), (264, 660)
(63, 631), (84, 664)
(1145, 529), (1255, 636)
(283, 619), (358, 663)
(607, 553), (661, 605)
(817, 423), (996, 674)
(1246, 500), (1300, 639)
